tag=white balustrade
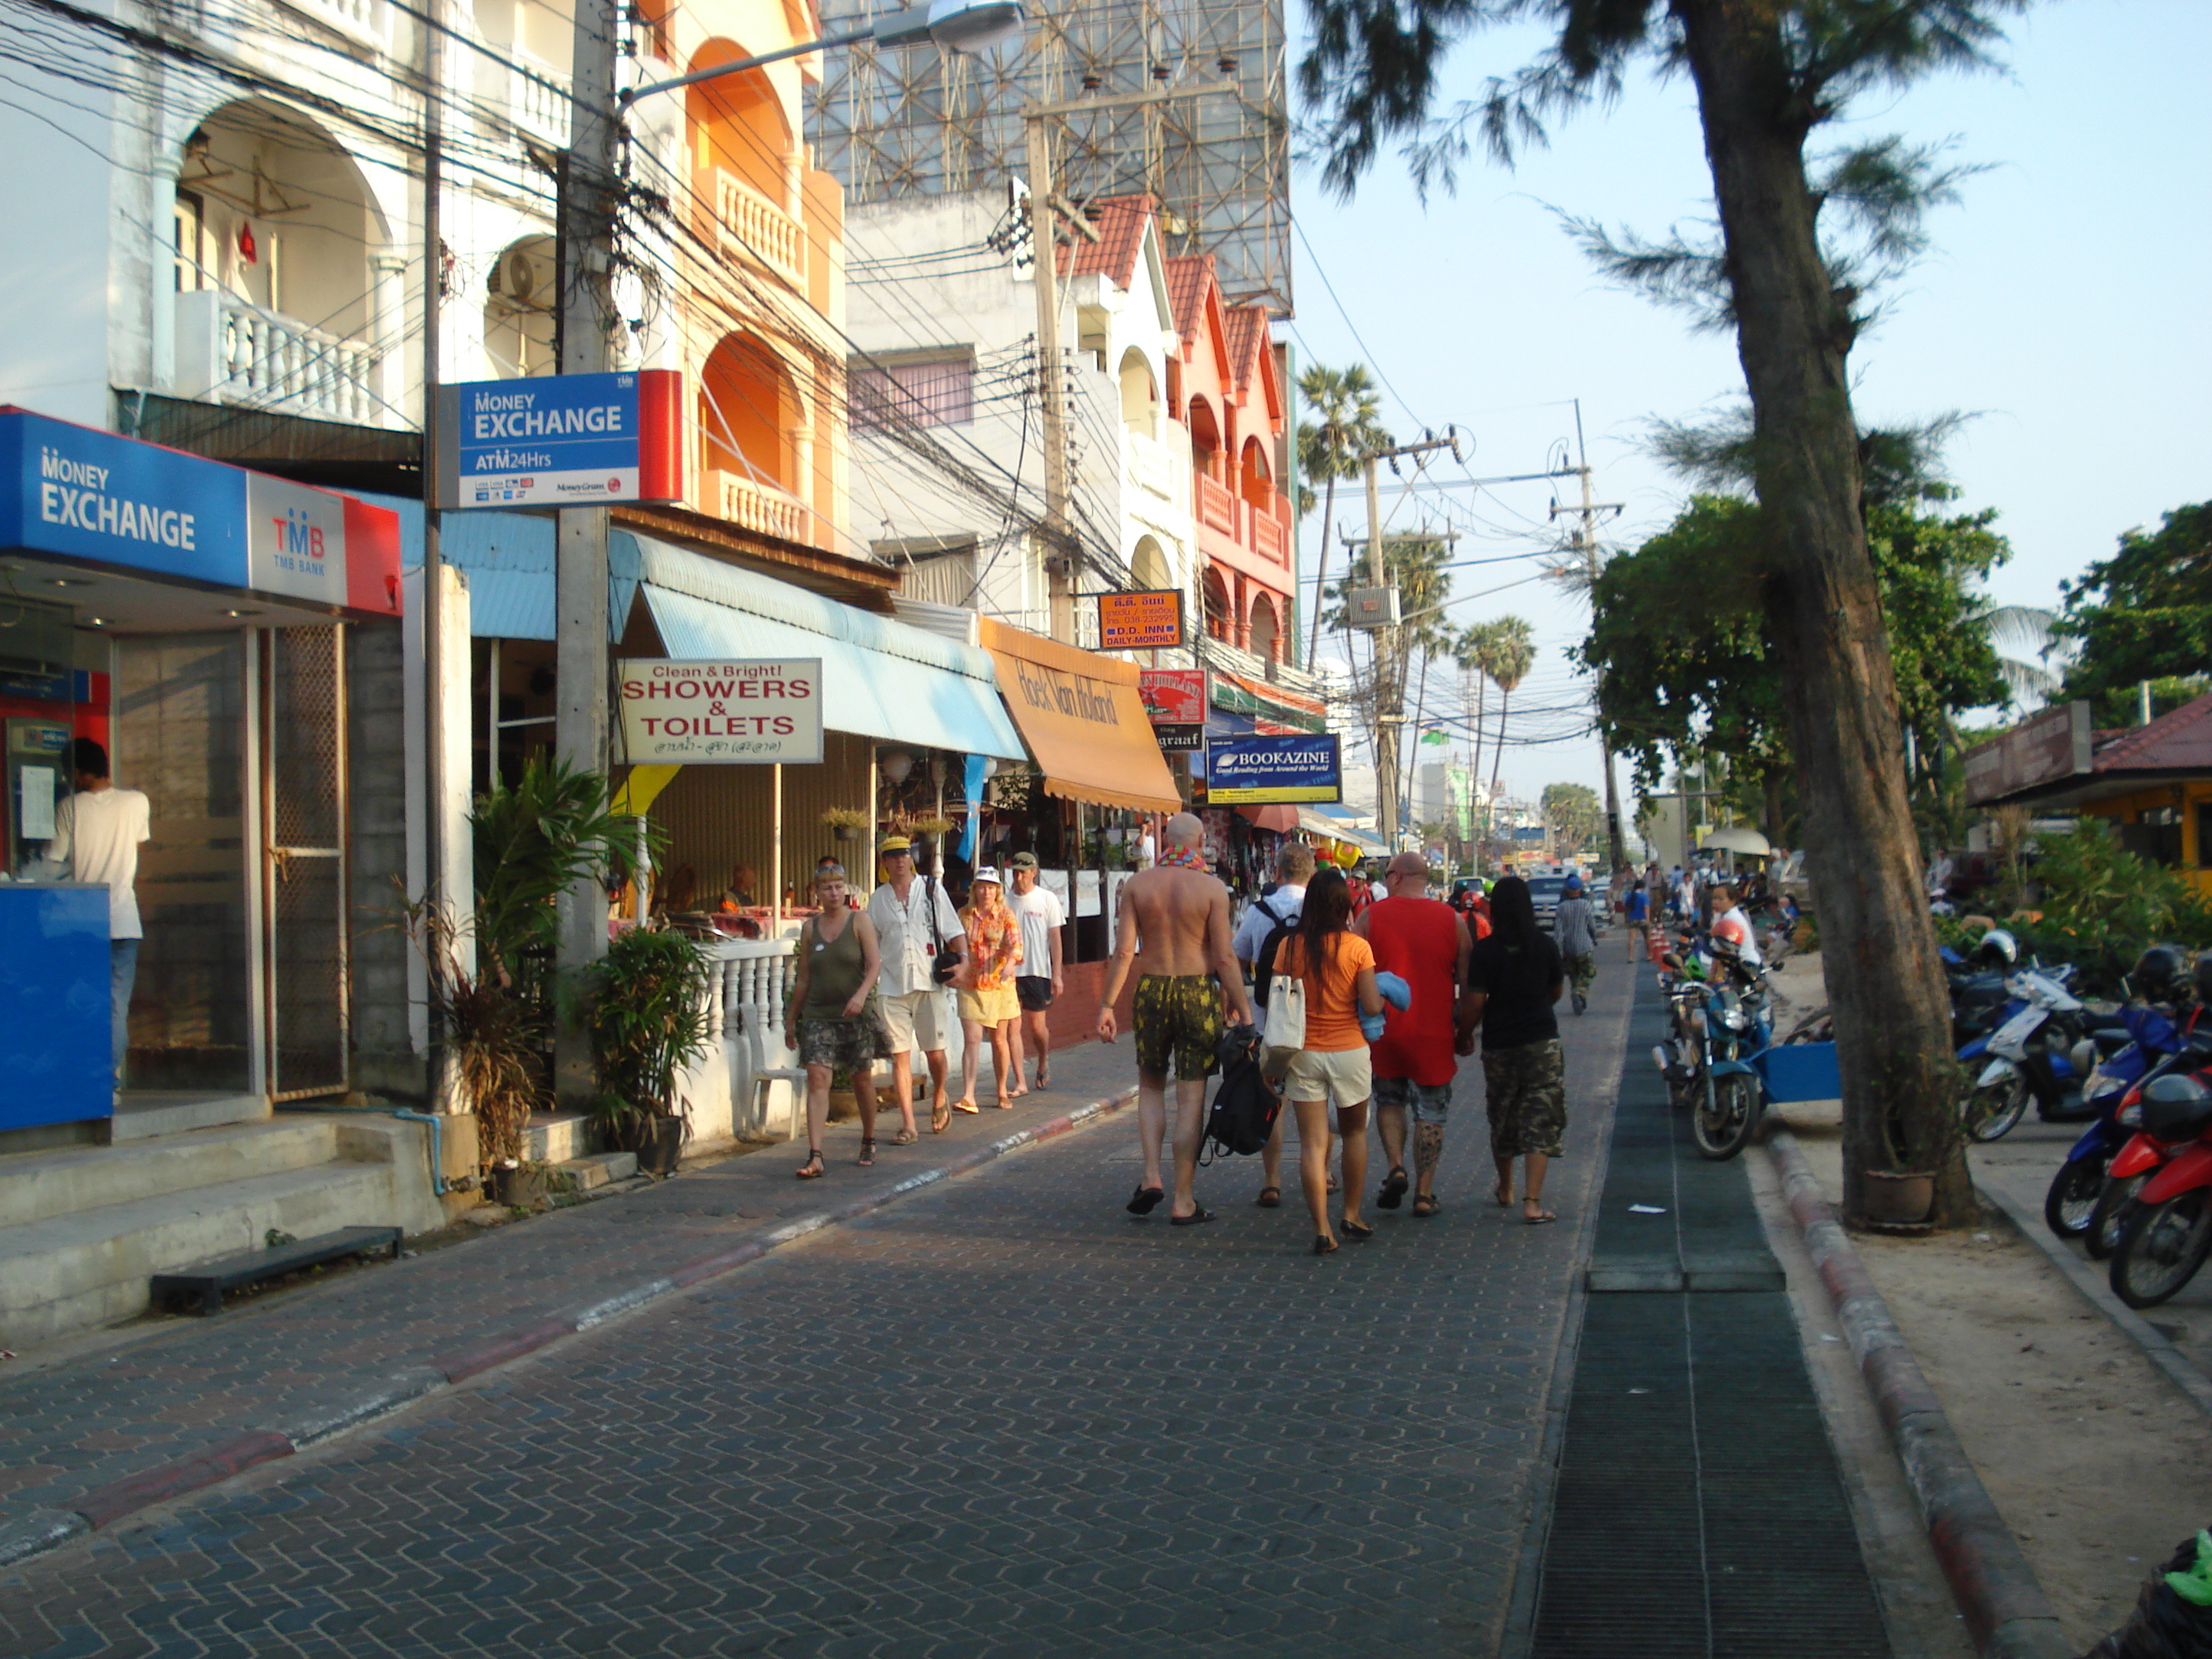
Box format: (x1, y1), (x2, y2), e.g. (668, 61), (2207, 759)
(1124, 431), (1179, 503)
(174, 288), (382, 426)
(719, 476), (812, 545)
(511, 54), (570, 144)
(713, 171), (806, 289)
(280, 0), (380, 45)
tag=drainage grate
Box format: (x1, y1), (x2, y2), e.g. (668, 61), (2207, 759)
(1528, 971), (1890, 1658)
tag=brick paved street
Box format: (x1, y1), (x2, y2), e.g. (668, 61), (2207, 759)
(0, 974), (1629, 1658)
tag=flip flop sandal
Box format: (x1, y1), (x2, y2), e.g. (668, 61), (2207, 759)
(795, 1151), (826, 1180)
(1254, 1187), (1282, 1208)
(1493, 1183), (1515, 1208)
(930, 1100), (952, 1135)
(1340, 1218), (1374, 1241)
(1412, 1195), (1442, 1219)
(1311, 1235), (1339, 1256)
(952, 1097), (981, 1115)
(1523, 1210), (1558, 1226)
(1169, 1206), (1215, 1227)
(891, 1127), (919, 1146)
(1377, 1167), (1409, 1210)
(1126, 1185), (1165, 1215)
(993, 1095), (1014, 1110)
(855, 1138), (876, 1167)
(1035, 1068), (1051, 1089)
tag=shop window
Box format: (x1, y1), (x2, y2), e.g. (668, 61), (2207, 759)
(2198, 803), (2212, 870)
(2121, 805), (2185, 868)
(851, 352), (974, 431)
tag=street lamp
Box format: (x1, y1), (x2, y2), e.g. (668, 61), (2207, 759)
(623, 0), (1027, 105)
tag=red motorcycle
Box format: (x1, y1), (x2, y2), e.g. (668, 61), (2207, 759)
(2106, 1065), (2212, 1308)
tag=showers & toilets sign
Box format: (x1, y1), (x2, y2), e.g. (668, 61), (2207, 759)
(434, 370), (683, 509)
(617, 657), (823, 764)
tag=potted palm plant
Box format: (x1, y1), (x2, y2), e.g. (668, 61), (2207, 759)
(579, 926), (716, 1177)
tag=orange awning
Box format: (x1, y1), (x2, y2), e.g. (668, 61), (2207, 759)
(979, 618), (1182, 814)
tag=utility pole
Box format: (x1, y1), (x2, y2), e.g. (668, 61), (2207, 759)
(1359, 432), (1456, 855)
(1023, 81), (1228, 644)
(553, 0), (621, 1101)
(418, 0), (450, 1099)
(1550, 402), (1627, 875)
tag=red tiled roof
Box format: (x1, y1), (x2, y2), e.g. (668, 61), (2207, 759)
(1224, 305), (1267, 392)
(1165, 255), (1215, 345)
(2092, 691), (2212, 773)
(1058, 194), (1154, 289)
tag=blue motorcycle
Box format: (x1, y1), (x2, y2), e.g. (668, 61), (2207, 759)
(2044, 999), (2198, 1254)
(1688, 949), (1774, 1161)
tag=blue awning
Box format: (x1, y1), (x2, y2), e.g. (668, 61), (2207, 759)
(628, 534), (1023, 760)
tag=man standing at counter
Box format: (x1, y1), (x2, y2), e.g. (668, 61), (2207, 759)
(44, 739), (150, 1087)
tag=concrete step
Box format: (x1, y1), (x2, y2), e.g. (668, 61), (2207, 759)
(522, 1112), (591, 1164)
(553, 1151), (636, 1192)
(0, 1120), (343, 1230)
(109, 1092), (271, 1141)
(0, 1161), (406, 1348)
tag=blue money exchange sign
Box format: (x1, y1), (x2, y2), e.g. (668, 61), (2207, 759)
(1206, 734), (1343, 804)
(435, 370), (683, 508)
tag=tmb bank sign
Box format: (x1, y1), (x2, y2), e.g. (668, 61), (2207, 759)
(0, 407), (402, 616)
(434, 370), (683, 509)
(617, 658), (823, 764)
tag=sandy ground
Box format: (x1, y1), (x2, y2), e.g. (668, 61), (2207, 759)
(1756, 950), (2212, 1651)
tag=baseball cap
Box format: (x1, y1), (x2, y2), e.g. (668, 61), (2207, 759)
(879, 835), (913, 854)
(1008, 851), (1039, 870)
(971, 866), (1003, 886)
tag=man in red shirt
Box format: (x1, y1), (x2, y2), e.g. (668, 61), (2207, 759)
(1354, 853), (1476, 1218)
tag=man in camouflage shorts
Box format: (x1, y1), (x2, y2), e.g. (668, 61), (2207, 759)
(1465, 875), (1569, 1225)
(1482, 1040), (1567, 1165)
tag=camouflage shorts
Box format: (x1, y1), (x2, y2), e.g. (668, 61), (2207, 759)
(1563, 952), (1597, 990)
(1371, 1074), (1452, 1125)
(1133, 974), (1223, 1080)
(1483, 1038), (1567, 1159)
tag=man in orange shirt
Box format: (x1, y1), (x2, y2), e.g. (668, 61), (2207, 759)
(1357, 853), (1475, 1219)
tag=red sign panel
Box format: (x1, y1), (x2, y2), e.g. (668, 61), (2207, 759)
(1138, 667), (1205, 752)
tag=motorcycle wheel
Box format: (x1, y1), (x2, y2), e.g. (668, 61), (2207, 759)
(2109, 1190), (2212, 1310)
(1692, 1073), (1761, 1161)
(2086, 1172), (2148, 1262)
(1961, 1074), (2030, 1143)
(2043, 1156), (2107, 1241)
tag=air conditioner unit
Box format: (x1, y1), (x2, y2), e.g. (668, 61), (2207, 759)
(1343, 587), (1399, 629)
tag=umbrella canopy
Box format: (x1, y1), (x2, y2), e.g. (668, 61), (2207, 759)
(1701, 825), (1773, 858)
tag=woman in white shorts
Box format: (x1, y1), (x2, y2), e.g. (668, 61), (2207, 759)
(1273, 868), (1386, 1256)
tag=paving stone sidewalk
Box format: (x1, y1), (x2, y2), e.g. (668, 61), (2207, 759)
(0, 1046), (1140, 1546)
(0, 979), (1630, 1656)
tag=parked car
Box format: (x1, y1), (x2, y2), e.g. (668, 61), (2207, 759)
(1526, 873), (1569, 927)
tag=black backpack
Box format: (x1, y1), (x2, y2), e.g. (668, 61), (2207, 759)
(1249, 894), (1298, 1011)
(1202, 1025), (1282, 1162)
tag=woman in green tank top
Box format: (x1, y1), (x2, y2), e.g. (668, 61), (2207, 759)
(783, 864), (883, 1179)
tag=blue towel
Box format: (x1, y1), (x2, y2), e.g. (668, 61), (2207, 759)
(1359, 1010), (1388, 1042)
(1375, 971), (1411, 1011)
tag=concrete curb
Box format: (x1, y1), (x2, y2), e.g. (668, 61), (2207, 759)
(1766, 1129), (2076, 1659)
(6, 1085), (1137, 1570)
(1976, 1178), (2212, 1422)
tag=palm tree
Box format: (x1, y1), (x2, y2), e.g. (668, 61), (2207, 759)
(1298, 362), (1393, 669)
(1979, 603), (2074, 709)
(1457, 620), (1502, 809)
(1483, 616), (1537, 800)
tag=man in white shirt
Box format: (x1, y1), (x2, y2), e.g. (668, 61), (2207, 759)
(865, 835), (966, 1136)
(1003, 852), (1066, 1094)
(44, 739), (151, 1084)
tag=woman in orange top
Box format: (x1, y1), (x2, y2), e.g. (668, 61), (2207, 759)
(956, 868), (1023, 1112)
(1276, 868), (1386, 1255)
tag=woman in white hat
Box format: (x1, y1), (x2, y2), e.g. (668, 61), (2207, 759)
(955, 867), (1023, 1111)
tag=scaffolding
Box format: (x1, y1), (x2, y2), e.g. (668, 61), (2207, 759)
(806, 0), (1292, 316)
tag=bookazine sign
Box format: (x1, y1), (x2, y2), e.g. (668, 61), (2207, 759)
(616, 657), (823, 763)
(1205, 734), (1343, 804)
(1098, 588), (1184, 651)
(435, 370), (683, 508)
(1138, 667), (1205, 752)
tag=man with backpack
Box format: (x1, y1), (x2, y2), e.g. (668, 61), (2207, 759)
(1553, 876), (1600, 1015)
(1354, 853), (1475, 1219)
(1233, 841), (1331, 1208)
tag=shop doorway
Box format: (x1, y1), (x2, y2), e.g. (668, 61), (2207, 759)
(261, 628), (349, 1099)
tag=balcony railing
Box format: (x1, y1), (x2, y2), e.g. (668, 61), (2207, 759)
(511, 53), (570, 145)
(1248, 498), (1289, 565)
(1125, 430), (1179, 503)
(174, 289), (382, 427)
(1194, 472), (1293, 568)
(720, 475), (811, 546)
(714, 171), (806, 290)
(279, 0), (380, 45)
(1195, 471), (1236, 536)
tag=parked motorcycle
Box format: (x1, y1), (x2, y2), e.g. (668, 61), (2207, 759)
(2108, 1066), (2212, 1308)
(1956, 962), (2123, 1141)
(1689, 955), (1775, 1161)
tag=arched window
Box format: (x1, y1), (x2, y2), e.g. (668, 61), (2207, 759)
(699, 331), (807, 541)
(1118, 350), (1159, 437)
(1248, 593), (1280, 662)
(1130, 537), (1171, 593)
(1201, 568), (1231, 642)
(1238, 436), (1274, 507)
(686, 42), (792, 210)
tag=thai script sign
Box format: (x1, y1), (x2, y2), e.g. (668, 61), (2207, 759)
(1099, 588), (1184, 651)
(1138, 667), (1205, 752)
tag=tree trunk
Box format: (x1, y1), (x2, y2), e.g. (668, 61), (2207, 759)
(1677, 1), (1968, 1228)
(1306, 475), (1337, 670)
(1490, 687), (1511, 799)
(1763, 768), (1786, 848)
(1468, 670), (1487, 831)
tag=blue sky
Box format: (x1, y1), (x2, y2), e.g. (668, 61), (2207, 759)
(1282, 0), (2212, 809)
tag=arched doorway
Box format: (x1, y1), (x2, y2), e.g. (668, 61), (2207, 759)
(686, 41), (802, 284)
(699, 331), (807, 541)
(482, 235), (557, 379)
(172, 99), (384, 423)
(1130, 536), (1172, 595)
(1249, 592), (1280, 662)
(1238, 436), (1273, 505)
(1118, 350), (1158, 437)
(1201, 567), (1231, 642)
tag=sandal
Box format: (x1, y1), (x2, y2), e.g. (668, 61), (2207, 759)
(1524, 1208), (1558, 1226)
(795, 1150), (826, 1180)
(1340, 1218), (1374, 1242)
(1311, 1235), (1339, 1256)
(1254, 1186), (1282, 1208)
(993, 1094), (1014, 1110)
(1126, 1185), (1164, 1215)
(891, 1127), (919, 1146)
(856, 1138), (876, 1168)
(1377, 1167), (1408, 1210)
(1034, 1066), (1050, 1089)
(1412, 1195), (1442, 1219)
(952, 1097), (981, 1115)
(930, 1099), (952, 1135)
(1493, 1180), (1514, 1208)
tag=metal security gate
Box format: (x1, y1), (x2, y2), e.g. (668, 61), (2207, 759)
(261, 626), (350, 1100)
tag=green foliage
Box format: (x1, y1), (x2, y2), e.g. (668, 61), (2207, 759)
(2058, 503), (2212, 728)
(2029, 821), (2212, 948)
(1578, 491), (2008, 790)
(579, 926), (716, 1139)
(1541, 782), (1602, 851)
(472, 757), (655, 982)
(1298, 360), (1394, 667)
(397, 884), (539, 1168)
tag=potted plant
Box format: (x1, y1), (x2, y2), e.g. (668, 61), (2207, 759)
(400, 886), (539, 1185)
(578, 925), (716, 1177)
(820, 804), (870, 844)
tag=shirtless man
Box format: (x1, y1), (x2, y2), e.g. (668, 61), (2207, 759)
(1097, 811), (1253, 1225)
